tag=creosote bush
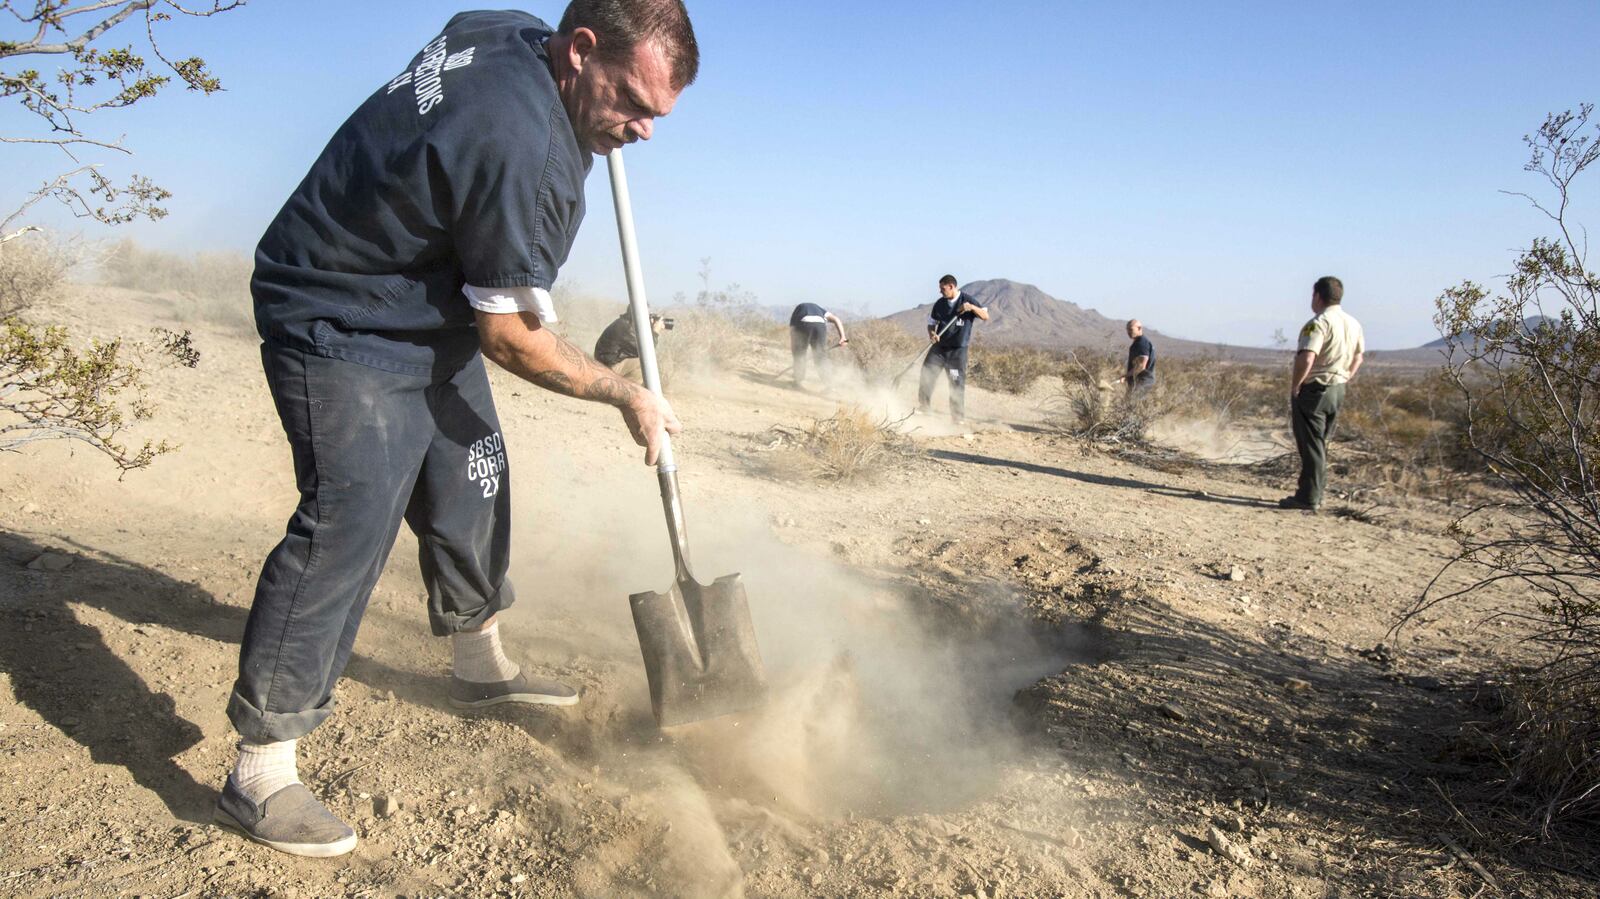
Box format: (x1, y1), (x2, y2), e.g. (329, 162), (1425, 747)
(1, 317), (199, 472)
(1403, 106), (1600, 841)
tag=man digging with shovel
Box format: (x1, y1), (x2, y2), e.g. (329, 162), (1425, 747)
(222, 1), (697, 858)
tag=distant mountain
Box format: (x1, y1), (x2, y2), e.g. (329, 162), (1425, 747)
(1421, 315), (1556, 349)
(882, 278), (1262, 358)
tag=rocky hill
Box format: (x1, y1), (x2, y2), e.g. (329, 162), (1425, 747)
(882, 278), (1269, 359)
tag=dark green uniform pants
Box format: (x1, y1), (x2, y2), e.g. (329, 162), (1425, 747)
(1291, 381), (1345, 508)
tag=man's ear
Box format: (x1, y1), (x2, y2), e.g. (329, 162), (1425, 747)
(567, 26), (598, 73)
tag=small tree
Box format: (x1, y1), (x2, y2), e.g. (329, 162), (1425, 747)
(2, 1), (238, 471)
(2, 320), (198, 471)
(1418, 105), (1600, 836)
(2, 0), (242, 243)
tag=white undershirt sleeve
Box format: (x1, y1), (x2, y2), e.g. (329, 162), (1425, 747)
(462, 284), (559, 324)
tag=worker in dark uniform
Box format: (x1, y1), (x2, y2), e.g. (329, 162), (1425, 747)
(593, 309), (667, 371)
(917, 274), (989, 423)
(787, 302), (847, 387)
(220, 2), (698, 858)
(1121, 319), (1155, 392)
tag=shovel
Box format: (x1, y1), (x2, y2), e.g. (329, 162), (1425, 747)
(606, 149), (768, 728)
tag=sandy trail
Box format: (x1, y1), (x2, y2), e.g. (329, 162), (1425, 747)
(0, 286), (1587, 898)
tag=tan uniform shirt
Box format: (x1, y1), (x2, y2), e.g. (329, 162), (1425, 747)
(1298, 305), (1365, 385)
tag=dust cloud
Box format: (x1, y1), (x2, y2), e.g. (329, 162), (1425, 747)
(492, 400), (1086, 897)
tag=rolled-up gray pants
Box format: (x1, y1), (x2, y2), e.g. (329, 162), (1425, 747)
(228, 343), (514, 742)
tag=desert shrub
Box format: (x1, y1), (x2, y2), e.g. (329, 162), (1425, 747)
(2, 319), (199, 472)
(0, 230), (87, 315)
(842, 319), (921, 383)
(1404, 107), (1600, 839)
(654, 306), (778, 383)
(98, 239), (254, 333)
(968, 345), (1062, 394)
(761, 406), (917, 481)
(1050, 383), (1168, 442)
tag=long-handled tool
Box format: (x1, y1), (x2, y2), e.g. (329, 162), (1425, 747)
(607, 149), (768, 728)
(890, 314), (961, 387)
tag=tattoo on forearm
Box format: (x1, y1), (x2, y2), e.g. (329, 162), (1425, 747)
(523, 332), (638, 407)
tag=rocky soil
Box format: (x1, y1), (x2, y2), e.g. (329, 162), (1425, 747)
(0, 286), (1590, 897)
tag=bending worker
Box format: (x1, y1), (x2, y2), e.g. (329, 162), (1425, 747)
(1121, 319), (1156, 391)
(1282, 275), (1364, 511)
(787, 301), (847, 387)
(223, 1), (697, 858)
(594, 308), (668, 376)
(917, 274), (989, 423)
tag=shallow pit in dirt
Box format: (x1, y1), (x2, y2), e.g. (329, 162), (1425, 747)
(497, 567), (1109, 831)
(666, 585), (1103, 820)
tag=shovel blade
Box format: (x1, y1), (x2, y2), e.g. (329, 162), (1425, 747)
(630, 572), (767, 727)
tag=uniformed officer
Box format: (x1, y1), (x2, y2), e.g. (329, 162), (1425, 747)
(219, 1), (699, 857)
(1282, 276), (1365, 511)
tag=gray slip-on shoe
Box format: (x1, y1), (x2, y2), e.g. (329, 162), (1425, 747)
(449, 670), (580, 710)
(213, 779), (357, 858)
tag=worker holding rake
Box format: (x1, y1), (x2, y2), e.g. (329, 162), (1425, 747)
(221, 1), (697, 857)
(917, 274), (989, 423)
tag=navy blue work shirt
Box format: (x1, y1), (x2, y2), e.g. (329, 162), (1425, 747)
(789, 303), (829, 327)
(251, 10), (591, 377)
(1128, 334), (1155, 376)
(929, 292), (980, 350)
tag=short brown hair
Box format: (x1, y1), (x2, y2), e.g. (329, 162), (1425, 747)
(1313, 276), (1344, 304)
(559, 0), (699, 89)
(939, 274), (958, 288)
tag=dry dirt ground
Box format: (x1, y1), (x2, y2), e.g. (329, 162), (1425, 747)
(1, 287), (1592, 899)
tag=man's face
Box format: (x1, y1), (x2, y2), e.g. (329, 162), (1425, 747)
(939, 283), (958, 300)
(1127, 321), (1142, 338)
(562, 33), (680, 155)
(1311, 291), (1327, 315)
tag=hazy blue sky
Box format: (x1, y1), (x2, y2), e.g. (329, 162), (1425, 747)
(6, 1), (1599, 348)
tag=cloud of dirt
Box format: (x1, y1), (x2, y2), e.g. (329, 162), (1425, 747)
(496, 430), (1086, 893)
(1149, 417), (1289, 465)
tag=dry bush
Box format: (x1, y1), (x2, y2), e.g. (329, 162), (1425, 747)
(968, 345), (1062, 394)
(2, 319), (199, 472)
(0, 230), (88, 315)
(1043, 349), (1171, 442)
(98, 239), (254, 333)
(760, 406), (917, 482)
(1401, 107), (1600, 842)
(1338, 370), (1474, 494)
(842, 319), (921, 383)
(655, 307), (779, 384)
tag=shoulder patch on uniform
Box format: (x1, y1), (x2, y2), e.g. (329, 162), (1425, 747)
(1300, 322), (1317, 338)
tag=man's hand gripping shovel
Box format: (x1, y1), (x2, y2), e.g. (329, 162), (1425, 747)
(607, 149), (768, 728)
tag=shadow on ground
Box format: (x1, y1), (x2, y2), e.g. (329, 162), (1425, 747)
(0, 529), (463, 824)
(930, 448), (1279, 509)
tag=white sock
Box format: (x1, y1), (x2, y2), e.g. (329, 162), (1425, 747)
(452, 619), (521, 683)
(231, 738), (300, 803)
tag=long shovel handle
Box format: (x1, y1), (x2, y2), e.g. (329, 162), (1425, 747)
(893, 314), (960, 384)
(608, 149), (693, 581)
